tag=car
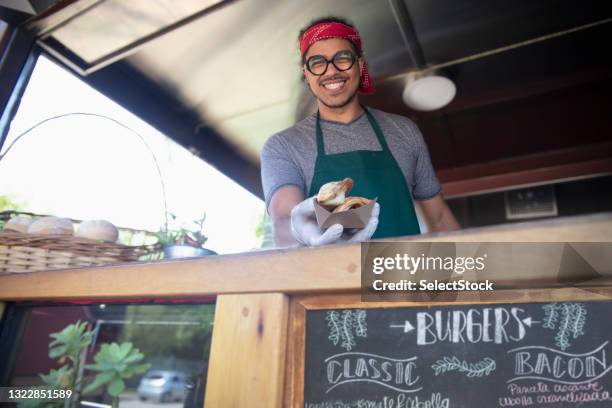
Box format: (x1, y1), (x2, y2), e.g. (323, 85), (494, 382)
(137, 370), (190, 403)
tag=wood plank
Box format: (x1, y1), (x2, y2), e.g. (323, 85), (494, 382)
(285, 296), (307, 408)
(204, 293), (289, 408)
(442, 158), (612, 197)
(294, 287), (612, 310)
(437, 142), (612, 182)
(0, 213), (610, 301)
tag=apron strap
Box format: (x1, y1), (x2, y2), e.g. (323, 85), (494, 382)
(362, 106), (392, 153)
(315, 111), (326, 156)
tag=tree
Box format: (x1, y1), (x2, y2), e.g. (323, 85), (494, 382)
(120, 304), (215, 362)
(255, 211), (275, 248)
(0, 194), (26, 212)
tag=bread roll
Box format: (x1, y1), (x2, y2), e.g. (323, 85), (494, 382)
(76, 219), (119, 242)
(28, 216), (74, 236)
(317, 178), (353, 208)
(332, 197), (372, 213)
(4, 215), (34, 233)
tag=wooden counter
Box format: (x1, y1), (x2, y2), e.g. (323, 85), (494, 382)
(0, 213), (611, 301)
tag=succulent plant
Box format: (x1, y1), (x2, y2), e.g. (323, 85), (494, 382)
(83, 342), (151, 408)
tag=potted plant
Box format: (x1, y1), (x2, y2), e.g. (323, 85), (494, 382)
(157, 212), (217, 258)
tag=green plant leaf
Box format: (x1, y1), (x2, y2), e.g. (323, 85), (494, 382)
(96, 371), (116, 384)
(47, 320), (94, 365)
(49, 346), (67, 359)
(107, 377), (125, 397)
(39, 366), (72, 387)
(85, 341), (150, 399)
(83, 371), (114, 395)
(117, 342), (133, 360)
(121, 362), (151, 378)
(122, 351), (144, 364)
(48, 335), (61, 345)
(82, 381), (102, 395)
(109, 343), (121, 361)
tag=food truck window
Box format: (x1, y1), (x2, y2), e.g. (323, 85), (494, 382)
(0, 54), (265, 254)
(0, 302), (214, 407)
(446, 175), (612, 228)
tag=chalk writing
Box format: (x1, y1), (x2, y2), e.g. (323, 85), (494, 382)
(508, 342), (612, 384)
(414, 307), (528, 345)
(325, 352), (421, 393)
(542, 303), (587, 350)
(304, 392), (450, 408)
(431, 356), (496, 377)
(328, 310), (368, 351)
(498, 381), (612, 406)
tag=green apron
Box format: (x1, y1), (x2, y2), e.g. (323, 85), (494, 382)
(308, 107), (421, 239)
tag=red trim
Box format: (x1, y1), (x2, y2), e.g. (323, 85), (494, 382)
(22, 296), (217, 305)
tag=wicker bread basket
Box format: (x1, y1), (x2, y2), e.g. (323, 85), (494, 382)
(0, 212), (161, 274)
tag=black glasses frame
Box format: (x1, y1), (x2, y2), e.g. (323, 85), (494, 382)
(304, 50), (357, 76)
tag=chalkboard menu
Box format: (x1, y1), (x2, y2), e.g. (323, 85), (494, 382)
(304, 300), (612, 407)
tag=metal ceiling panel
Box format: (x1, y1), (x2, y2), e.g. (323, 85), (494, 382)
(50, 0), (224, 64)
(406, 0), (612, 66)
(127, 0), (409, 161)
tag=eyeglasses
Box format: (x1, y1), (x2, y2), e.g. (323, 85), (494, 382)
(304, 50), (357, 76)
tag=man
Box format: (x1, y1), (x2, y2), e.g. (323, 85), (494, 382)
(261, 17), (459, 246)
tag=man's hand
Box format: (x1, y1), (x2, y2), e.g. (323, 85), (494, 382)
(291, 197), (380, 246)
(270, 185), (380, 247)
(290, 197), (343, 246)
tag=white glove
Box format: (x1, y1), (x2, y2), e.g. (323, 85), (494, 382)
(290, 197), (380, 246)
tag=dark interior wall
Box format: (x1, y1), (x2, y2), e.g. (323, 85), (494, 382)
(415, 77), (612, 170)
(447, 174), (612, 228)
(556, 175), (612, 216)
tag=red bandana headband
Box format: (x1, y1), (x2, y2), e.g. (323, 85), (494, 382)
(299, 22), (375, 95)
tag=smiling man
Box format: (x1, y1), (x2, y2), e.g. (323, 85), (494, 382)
(261, 17), (460, 246)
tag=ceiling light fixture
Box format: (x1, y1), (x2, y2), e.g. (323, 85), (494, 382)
(402, 72), (456, 111)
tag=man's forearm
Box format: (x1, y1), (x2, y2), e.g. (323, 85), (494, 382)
(429, 206), (460, 232)
(417, 194), (461, 233)
(273, 216), (299, 246)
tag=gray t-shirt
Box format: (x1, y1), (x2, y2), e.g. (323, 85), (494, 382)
(260, 107), (441, 209)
